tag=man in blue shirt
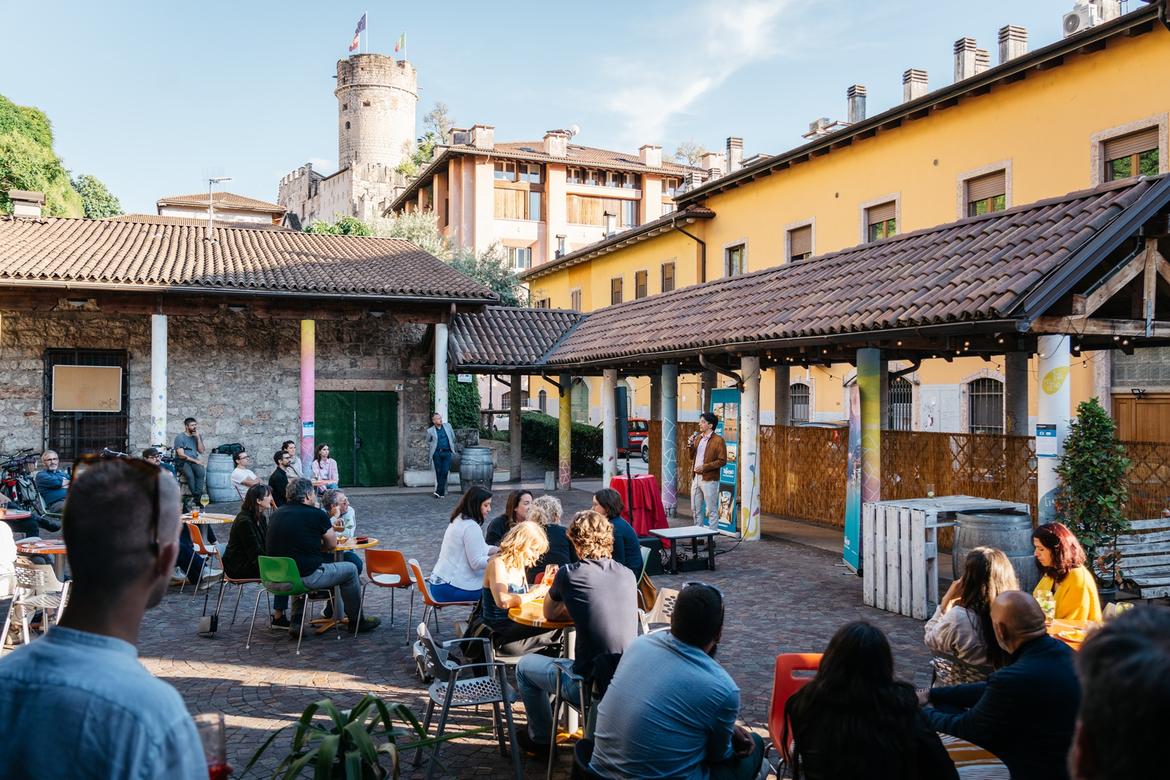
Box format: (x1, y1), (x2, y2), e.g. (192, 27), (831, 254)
(0, 457), (206, 779)
(589, 583), (764, 780)
(33, 449), (69, 513)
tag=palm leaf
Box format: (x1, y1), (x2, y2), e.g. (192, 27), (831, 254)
(313, 734), (341, 780)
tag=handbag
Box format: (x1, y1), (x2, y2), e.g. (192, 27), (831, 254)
(637, 573), (659, 612)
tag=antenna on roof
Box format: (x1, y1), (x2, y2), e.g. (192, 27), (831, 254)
(567, 124), (580, 138)
(206, 176), (232, 242)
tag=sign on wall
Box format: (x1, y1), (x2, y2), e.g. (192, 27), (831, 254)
(51, 365), (122, 412)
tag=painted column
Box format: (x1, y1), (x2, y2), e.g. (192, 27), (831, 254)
(858, 347), (882, 506)
(602, 369), (618, 484)
(878, 358), (890, 430)
(300, 319), (315, 467)
(558, 374), (572, 490)
(150, 313), (167, 447)
(740, 356), (762, 541)
(661, 363), (678, 517)
(1004, 352), (1030, 436)
(1037, 335), (1072, 523)
(773, 366), (790, 426)
(434, 322), (449, 421)
(509, 374), (522, 482)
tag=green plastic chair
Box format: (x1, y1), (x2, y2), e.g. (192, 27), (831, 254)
(246, 556), (337, 654)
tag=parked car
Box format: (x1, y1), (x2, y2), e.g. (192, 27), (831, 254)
(597, 418), (650, 462)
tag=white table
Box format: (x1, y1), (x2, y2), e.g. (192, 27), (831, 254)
(650, 525), (721, 574)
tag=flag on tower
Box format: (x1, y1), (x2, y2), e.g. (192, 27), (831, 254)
(394, 33), (405, 54)
(349, 13), (367, 52)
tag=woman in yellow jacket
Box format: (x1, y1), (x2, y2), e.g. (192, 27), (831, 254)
(1031, 522), (1102, 622)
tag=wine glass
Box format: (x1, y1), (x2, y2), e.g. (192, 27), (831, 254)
(200, 493), (210, 515)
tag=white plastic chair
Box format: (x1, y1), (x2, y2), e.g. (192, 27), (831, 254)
(1, 559), (70, 654)
(638, 587), (678, 635)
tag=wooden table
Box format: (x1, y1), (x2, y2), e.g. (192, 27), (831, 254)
(0, 509), (32, 521)
(16, 539), (67, 579)
(650, 525), (721, 574)
(1048, 618), (1096, 650)
(313, 537), (379, 634)
(181, 512), (235, 525)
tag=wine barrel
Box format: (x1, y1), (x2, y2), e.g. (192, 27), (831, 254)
(952, 511), (1038, 592)
(206, 453), (236, 503)
(458, 446), (495, 492)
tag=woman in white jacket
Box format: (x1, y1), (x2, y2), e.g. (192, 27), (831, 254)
(924, 546), (1018, 685)
(429, 485), (499, 602)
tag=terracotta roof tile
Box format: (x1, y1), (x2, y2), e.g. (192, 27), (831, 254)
(450, 306), (584, 369)
(156, 191), (286, 213)
(107, 214), (292, 230)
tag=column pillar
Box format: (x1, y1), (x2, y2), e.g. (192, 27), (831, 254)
(150, 313), (167, 447)
(1092, 350), (1112, 419)
(434, 322), (449, 421)
(661, 363), (678, 518)
(602, 369), (618, 484)
(650, 371), (662, 423)
(773, 366), (790, 426)
(558, 374), (572, 490)
(700, 369), (716, 411)
(300, 319), (316, 467)
(1004, 351), (1030, 436)
(509, 374), (522, 482)
(858, 348), (882, 505)
(1037, 335), (1072, 523)
(740, 356), (761, 541)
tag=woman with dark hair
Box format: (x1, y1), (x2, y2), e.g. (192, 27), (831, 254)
(591, 487), (644, 575)
(223, 484), (289, 628)
(484, 489), (533, 546)
(784, 621), (958, 780)
(310, 443), (339, 491)
(924, 547), (1018, 684)
(1032, 522), (1101, 621)
(429, 485), (499, 603)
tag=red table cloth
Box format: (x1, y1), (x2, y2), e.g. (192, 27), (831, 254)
(609, 474), (669, 538)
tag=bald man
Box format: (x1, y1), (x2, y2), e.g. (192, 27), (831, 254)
(920, 591), (1080, 780)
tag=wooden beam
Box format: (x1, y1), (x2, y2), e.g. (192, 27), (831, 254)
(1032, 315), (1170, 338)
(1080, 243), (1150, 318)
(1143, 237), (1158, 336)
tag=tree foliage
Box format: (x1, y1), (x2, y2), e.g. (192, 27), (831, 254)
(450, 243), (528, 306)
(71, 174), (122, 218)
(423, 102), (454, 142)
(303, 215), (373, 236)
(428, 374), (481, 430)
(0, 94), (83, 217)
(396, 102), (454, 178)
(673, 140), (706, 167)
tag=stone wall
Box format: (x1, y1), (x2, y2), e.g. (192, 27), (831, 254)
(0, 308), (432, 481)
(1113, 346), (1170, 386)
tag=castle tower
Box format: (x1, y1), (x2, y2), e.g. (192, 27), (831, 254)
(335, 54), (418, 170)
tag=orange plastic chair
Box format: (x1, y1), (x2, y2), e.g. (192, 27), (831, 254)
(767, 652), (823, 772)
(180, 522), (222, 599)
(406, 558), (477, 641)
(357, 549), (413, 628)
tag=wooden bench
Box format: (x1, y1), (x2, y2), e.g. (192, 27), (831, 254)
(1117, 517), (1170, 601)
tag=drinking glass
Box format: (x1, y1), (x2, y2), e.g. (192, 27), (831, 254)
(200, 493), (211, 509)
(194, 713), (231, 779)
(925, 483), (936, 499)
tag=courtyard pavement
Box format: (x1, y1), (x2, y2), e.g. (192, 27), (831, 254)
(126, 487), (934, 778)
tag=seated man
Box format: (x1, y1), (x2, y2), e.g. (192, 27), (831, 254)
(265, 477), (379, 636)
(230, 450), (262, 498)
(34, 450), (69, 513)
(321, 490), (362, 575)
(922, 591), (1080, 780)
(0, 458), (206, 778)
(173, 417), (207, 501)
(268, 449), (292, 508)
(515, 510), (638, 755)
(589, 583), (765, 780)
(282, 440), (303, 478)
(1071, 606), (1170, 780)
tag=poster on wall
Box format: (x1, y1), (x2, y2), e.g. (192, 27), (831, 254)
(710, 388), (740, 535)
(842, 383), (862, 572)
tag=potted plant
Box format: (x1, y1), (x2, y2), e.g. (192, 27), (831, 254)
(1055, 398), (1131, 594)
(243, 694), (470, 779)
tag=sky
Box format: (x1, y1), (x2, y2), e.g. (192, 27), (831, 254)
(2, 0), (1087, 214)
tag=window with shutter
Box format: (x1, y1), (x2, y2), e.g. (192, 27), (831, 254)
(966, 170), (1007, 216)
(790, 383), (810, 423)
(610, 277), (623, 305)
(725, 244), (745, 277)
(570, 289), (582, 310)
(1103, 127), (1159, 182)
(661, 261), (676, 293)
(788, 225), (813, 261)
(635, 270), (648, 299)
(866, 201), (897, 242)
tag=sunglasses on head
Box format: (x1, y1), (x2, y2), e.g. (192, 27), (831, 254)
(75, 453), (162, 556)
(683, 581), (725, 619)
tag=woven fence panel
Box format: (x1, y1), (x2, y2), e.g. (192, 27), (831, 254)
(648, 419), (662, 482)
(1122, 440), (1170, 519)
(674, 421), (700, 498)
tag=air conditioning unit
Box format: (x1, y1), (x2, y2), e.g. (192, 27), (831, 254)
(1062, 3), (1099, 38)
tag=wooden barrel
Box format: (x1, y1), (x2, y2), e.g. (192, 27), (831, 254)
(206, 453), (236, 503)
(953, 512), (1038, 592)
(458, 446), (494, 492)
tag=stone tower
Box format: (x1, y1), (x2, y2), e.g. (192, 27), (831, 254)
(335, 54), (418, 170)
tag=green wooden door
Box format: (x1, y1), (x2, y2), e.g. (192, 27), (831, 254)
(314, 391), (398, 487)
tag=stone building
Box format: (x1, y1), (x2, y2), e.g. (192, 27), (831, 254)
(0, 206), (496, 487)
(278, 53), (418, 228)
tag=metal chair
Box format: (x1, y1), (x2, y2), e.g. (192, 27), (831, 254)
(246, 556), (338, 654)
(412, 622), (522, 780)
(765, 652), (822, 777)
(1, 559), (70, 654)
(212, 574), (266, 631)
(638, 586), (679, 634)
(357, 549), (413, 628)
(180, 522), (222, 599)
(406, 558), (477, 640)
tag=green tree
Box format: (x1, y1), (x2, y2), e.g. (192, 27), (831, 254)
(450, 243), (528, 306)
(0, 94), (83, 217)
(303, 215), (373, 236)
(423, 102), (454, 142)
(673, 140), (706, 167)
(71, 174), (122, 218)
(372, 209), (448, 258)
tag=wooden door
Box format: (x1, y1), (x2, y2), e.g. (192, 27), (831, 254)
(314, 391), (399, 487)
(1113, 394), (1170, 443)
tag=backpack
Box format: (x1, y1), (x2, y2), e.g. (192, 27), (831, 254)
(212, 443), (245, 456)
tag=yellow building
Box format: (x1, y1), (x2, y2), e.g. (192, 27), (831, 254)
(521, 7), (1170, 439)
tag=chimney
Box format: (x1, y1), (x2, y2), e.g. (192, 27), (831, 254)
(603, 211), (616, 236)
(805, 117), (833, 138)
(555, 234), (567, 257)
(469, 123), (495, 149)
(8, 190), (45, 217)
(998, 25), (1028, 63)
(975, 48), (991, 75)
(846, 84), (867, 124)
(725, 137), (744, 173)
(902, 69), (929, 101)
(639, 144), (662, 168)
(543, 130), (570, 157)
(954, 37), (980, 81)
(1096, 0), (1122, 22)
(700, 150), (724, 176)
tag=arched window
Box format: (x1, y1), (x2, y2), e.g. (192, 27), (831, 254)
(571, 380), (590, 424)
(968, 377), (1004, 434)
(888, 376), (913, 431)
(538, 389), (547, 414)
(790, 382), (810, 423)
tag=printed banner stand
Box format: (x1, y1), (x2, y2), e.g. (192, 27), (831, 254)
(710, 388), (740, 535)
(842, 383), (862, 573)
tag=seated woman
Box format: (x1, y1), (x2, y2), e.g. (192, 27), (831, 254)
(924, 546), (1018, 685)
(1032, 522), (1102, 621)
(484, 489), (533, 546)
(222, 484), (288, 628)
(429, 485), (499, 603)
(481, 521), (562, 656)
(785, 621), (959, 780)
(526, 495), (577, 583)
(591, 488), (644, 576)
(310, 443), (339, 492)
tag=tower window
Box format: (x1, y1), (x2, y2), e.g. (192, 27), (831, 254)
(362, 100), (371, 107)
(342, 103), (349, 110)
(345, 121), (351, 129)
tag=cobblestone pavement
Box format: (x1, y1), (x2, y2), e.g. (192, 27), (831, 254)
(129, 489), (933, 778)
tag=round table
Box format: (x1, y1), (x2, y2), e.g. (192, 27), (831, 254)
(508, 598), (573, 630)
(181, 512), (235, 525)
(312, 537), (380, 634)
(1048, 618), (1096, 650)
(0, 509), (32, 521)
(16, 539), (68, 579)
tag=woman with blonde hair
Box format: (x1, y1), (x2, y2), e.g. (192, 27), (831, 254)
(526, 495), (577, 583)
(481, 520), (562, 655)
(924, 546), (1019, 684)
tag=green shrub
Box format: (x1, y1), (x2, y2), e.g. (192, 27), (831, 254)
(427, 375), (481, 430)
(520, 411), (601, 477)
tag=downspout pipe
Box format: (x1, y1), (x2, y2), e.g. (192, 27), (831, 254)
(672, 216), (708, 284)
(699, 353), (744, 391)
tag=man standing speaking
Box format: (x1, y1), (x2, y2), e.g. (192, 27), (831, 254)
(687, 412), (726, 528)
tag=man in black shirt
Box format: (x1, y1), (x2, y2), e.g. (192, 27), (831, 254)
(265, 478), (379, 636)
(268, 449), (292, 507)
(515, 510), (638, 754)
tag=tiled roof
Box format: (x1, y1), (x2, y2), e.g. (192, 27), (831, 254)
(0, 216), (497, 302)
(156, 191), (286, 214)
(107, 214), (292, 230)
(543, 176), (1169, 365)
(450, 306), (585, 369)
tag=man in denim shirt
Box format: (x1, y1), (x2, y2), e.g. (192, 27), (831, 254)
(0, 458), (206, 779)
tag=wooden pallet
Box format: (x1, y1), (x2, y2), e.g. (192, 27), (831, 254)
(862, 496), (1030, 619)
(1118, 517), (1170, 600)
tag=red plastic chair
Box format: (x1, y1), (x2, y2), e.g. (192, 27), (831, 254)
(767, 652), (822, 772)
